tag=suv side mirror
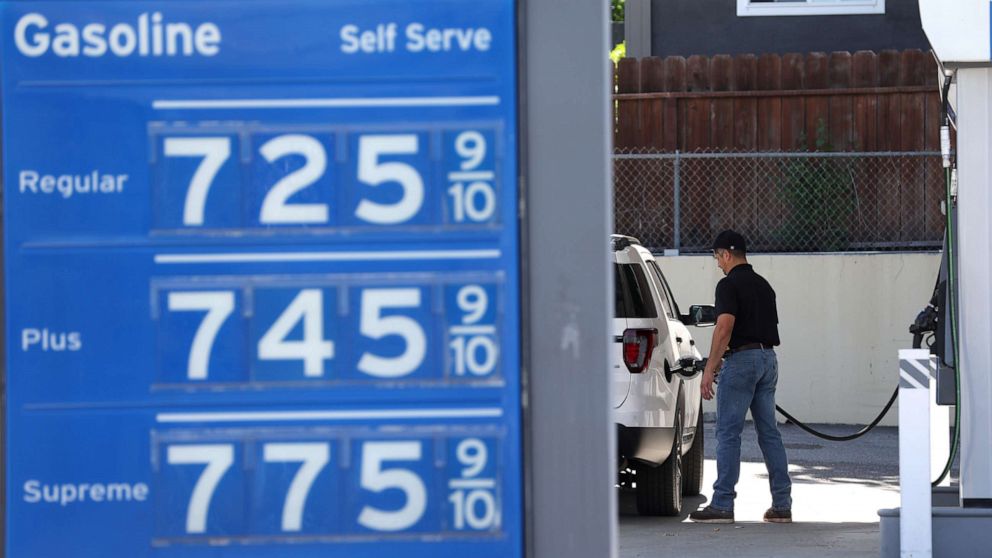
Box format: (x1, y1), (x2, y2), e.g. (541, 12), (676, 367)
(682, 305), (717, 327)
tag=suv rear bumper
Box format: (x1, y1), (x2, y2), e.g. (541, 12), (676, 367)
(617, 424), (675, 466)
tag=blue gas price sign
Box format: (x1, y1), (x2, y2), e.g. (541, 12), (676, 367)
(0, 2), (522, 557)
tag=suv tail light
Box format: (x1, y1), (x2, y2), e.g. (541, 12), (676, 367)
(622, 328), (657, 374)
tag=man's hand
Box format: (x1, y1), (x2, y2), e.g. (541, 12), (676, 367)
(703, 313), (734, 401)
(701, 370), (715, 400)
(701, 360), (720, 400)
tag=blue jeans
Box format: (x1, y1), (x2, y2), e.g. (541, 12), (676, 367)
(710, 348), (792, 512)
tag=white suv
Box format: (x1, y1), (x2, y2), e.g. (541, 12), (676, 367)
(612, 234), (713, 516)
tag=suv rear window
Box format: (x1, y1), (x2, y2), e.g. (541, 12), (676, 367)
(614, 263), (658, 318)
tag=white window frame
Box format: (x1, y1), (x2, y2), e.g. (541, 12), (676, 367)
(737, 0), (885, 17)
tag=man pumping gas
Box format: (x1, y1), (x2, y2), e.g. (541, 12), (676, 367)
(689, 230), (793, 525)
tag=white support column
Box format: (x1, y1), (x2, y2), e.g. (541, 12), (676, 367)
(956, 66), (992, 504)
(899, 349), (933, 558)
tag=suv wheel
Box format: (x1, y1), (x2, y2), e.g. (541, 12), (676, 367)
(635, 410), (683, 516)
(682, 399), (704, 496)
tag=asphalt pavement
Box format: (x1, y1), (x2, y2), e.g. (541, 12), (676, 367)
(619, 421), (912, 558)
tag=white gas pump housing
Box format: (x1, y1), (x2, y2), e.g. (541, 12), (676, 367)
(919, 1), (990, 65)
(919, 0), (992, 508)
(881, 4), (992, 558)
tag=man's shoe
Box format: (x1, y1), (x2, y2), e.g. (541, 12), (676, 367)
(763, 508), (792, 523)
(689, 506), (734, 524)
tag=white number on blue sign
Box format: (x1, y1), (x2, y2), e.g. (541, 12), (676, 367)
(447, 131), (496, 223)
(257, 289), (335, 377)
(166, 291), (234, 380)
(258, 134), (329, 224)
(159, 435), (499, 536)
(357, 289), (427, 378)
(158, 279), (500, 385)
(166, 444), (235, 534)
(163, 137), (231, 227)
(357, 441), (428, 531)
(449, 285), (499, 377)
(447, 438), (499, 531)
(262, 443), (331, 532)
(355, 135), (424, 225)
(154, 128), (498, 230)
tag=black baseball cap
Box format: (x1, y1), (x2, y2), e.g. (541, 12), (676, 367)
(712, 230), (747, 253)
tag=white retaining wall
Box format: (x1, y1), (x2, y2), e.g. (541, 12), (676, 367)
(657, 252), (942, 426)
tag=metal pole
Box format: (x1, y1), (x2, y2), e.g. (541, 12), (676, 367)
(673, 150), (681, 252)
(524, 0), (615, 556)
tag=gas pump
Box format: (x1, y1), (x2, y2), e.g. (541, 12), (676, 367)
(878, 2), (992, 556)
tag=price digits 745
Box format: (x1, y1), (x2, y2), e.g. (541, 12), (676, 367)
(157, 282), (500, 383)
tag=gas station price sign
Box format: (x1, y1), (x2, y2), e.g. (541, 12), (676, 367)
(0, 2), (522, 557)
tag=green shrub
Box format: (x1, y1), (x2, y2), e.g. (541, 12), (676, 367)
(777, 121), (856, 252)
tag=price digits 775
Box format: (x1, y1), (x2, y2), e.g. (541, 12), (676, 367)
(157, 436), (500, 537)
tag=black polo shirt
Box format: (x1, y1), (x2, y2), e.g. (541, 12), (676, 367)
(714, 263), (780, 349)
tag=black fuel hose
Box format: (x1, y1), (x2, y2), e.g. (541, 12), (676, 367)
(705, 356), (898, 442)
(775, 388), (898, 442)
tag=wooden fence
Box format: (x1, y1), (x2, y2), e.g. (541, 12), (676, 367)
(612, 49), (947, 252)
(614, 49), (941, 152)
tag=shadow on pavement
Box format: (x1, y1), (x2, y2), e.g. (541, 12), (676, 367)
(617, 489), (707, 519)
(618, 423), (905, 557)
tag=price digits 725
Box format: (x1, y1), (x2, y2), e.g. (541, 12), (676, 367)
(154, 129), (498, 229)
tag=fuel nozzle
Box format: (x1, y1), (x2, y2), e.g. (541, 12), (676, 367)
(675, 356), (710, 380)
(678, 357), (708, 372)
(910, 304), (939, 350)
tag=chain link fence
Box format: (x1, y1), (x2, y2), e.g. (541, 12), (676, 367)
(613, 150), (946, 253)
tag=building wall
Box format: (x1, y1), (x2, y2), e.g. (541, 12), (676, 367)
(658, 252), (941, 425)
(650, 0), (931, 57)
